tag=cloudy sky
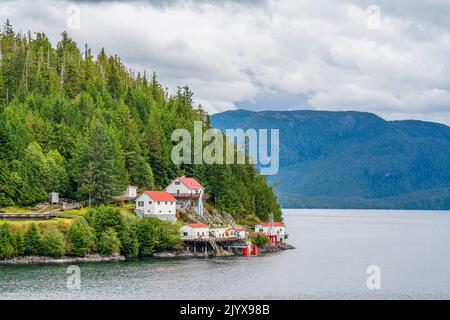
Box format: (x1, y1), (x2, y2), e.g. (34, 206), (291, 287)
(1, 0), (450, 124)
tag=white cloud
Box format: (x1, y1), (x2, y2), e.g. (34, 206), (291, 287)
(1, 0), (449, 124)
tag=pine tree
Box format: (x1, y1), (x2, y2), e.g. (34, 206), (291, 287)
(40, 227), (65, 257)
(14, 230), (25, 256)
(68, 219), (95, 256)
(77, 118), (127, 204)
(97, 228), (121, 255)
(0, 224), (15, 259)
(24, 223), (42, 256)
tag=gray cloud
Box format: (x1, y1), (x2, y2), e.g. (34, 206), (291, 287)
(1, 0), (449, 124)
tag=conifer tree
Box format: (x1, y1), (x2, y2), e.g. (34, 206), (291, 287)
(77, 118), (127, 204)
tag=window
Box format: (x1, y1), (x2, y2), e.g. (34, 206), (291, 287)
(177, 190), (180, 194)
(149, 201), (152, 205)
(158, 201), (160, 205)
(183, 232), (188, 236)
(138, 201), (144, 207)
(165, 201), (168, 205)
(259, 228), (263, 232)
(175, 181), (181, 185)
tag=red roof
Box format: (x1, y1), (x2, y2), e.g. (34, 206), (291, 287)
(184, 223), (209, 228)
(234, 226), (246, 231)
(145, 191), (176, 202)
(177, 176), (203, 190)
(255, 222), (285, 227)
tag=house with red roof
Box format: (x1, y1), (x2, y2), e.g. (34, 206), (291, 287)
(165, 176), (208, 216)
(180, 223), (210, 240)
(134, 191), (177, 221)
(254, 222), (287, 243)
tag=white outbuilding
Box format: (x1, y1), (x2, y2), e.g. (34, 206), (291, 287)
(135, 191), (177, 222)
(229, 226), (248, 239)
(180, 223), (210, 240)
(209, 227), (227, 239)
(254, 222), (287, 243)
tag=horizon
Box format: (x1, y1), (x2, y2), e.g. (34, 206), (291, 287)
(1, 0), (450, 125)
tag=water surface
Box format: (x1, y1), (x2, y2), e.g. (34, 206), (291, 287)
(1, 209), (450, 299)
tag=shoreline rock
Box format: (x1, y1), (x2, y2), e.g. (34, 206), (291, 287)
(0, 243), (295, 265)
(0, 254), (126, 266)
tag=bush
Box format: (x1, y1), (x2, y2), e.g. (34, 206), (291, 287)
(118, 224), (139, 258)
(0, 224), (15, 259)
(253, 234), (269, 246)
(97, 228), (121, 255)
(136, 218), (181, 256)
(14, 230), (26, 256)
(24, 223), (42, 255)
(68, 219), (96, 256)
(40, 227), (66, 257)
(85, 206), (124, 236)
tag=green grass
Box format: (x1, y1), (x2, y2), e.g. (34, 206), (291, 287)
(0, 204), (137, 230)
(0, 206), (32, 213)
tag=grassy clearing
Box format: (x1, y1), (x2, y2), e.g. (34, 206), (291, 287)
(0, 206), (32, 213)
(1, 218), (73, 232)
(0, 204), (135, 231)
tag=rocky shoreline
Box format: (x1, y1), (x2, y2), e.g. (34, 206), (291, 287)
(0, 243), (295, 265)
(0, 254), (126, 265)
(151, 242), (296, 258)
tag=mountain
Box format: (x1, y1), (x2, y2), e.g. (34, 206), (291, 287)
(211, 109), (450, 210)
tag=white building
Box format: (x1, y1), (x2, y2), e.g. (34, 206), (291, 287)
(254, 222), (287, 243)
(165, 176), (208, 216)
(123, 186), (138, 198)
(229, 226), (248, 239)
(210, 227), (227, 239)
(180, 223), (210, 240)
(135, 191), (177, 222)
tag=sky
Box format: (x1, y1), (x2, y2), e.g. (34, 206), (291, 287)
(1, 0), (449, 125)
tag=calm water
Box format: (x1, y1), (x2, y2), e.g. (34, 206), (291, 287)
(1, 209), (450, 299)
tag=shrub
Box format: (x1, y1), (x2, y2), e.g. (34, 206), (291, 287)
(136, 218), (181, 256)
(85, 206), (124, 236)
(0, 224), (15, 259)
(24, 223), (42, 255)
(68, 219), (96, 256)
(118, 224), (139, 258)
(14, 230), (26, 256)
(40, 227), (66, 257)
(253, 234), (269, 246)
(97, 228), (121, 255)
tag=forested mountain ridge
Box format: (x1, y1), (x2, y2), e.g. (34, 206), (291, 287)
(0, 21), (281, 222)
(211, 109), (450, 210)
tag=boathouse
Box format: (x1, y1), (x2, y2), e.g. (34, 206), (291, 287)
(210, 227), (227, 239)
(180, 223), (210, 240)
(254, 222), (287, 243)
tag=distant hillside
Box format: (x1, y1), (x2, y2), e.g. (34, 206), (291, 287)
(211, 109), (450, 210)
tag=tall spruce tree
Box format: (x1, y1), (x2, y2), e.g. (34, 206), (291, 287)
(77, 118), (127, 204)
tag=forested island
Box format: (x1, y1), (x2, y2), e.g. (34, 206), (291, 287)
(0, 21), (281, 261)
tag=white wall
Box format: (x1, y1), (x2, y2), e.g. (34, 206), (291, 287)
(135, 193), (176, 219)
(210, 228), (227, 238)
(254, 225), (285, 236)
(165, 179), (205, 216)
(165, 179), (195, 194)
(180, 226), (210, 240)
